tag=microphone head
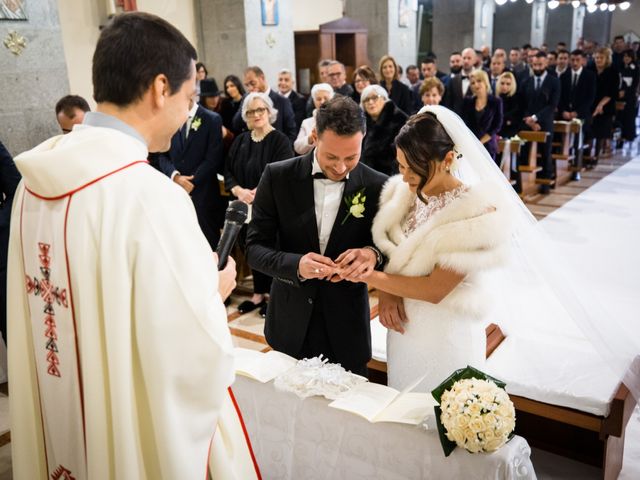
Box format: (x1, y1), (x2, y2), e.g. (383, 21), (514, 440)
(225, 200), (249, 224)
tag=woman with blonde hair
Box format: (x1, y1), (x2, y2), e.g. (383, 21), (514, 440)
(589, 47), (619, 165)
(379, 54), (414, 115)
(461, 69), (503, 163)
(497, 71), (521, 138)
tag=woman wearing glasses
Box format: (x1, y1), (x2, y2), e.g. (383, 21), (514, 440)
(224, 92), (293, 317)
(360, 84), (408, 176)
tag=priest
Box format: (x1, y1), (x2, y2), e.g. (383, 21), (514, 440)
(7, 12), (259, 480)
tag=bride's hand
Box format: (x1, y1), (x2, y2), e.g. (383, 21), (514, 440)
(378, 291), (408, 334)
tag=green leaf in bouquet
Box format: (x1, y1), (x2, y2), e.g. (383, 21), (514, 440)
(431, 365), (506, 404)
(434, 405), (457, 457)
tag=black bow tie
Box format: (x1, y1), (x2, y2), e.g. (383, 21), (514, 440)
(312, 172), (347, 182)
(461, 75), (469, 79)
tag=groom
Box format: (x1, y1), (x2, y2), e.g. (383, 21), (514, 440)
(246, 96), (388, 375)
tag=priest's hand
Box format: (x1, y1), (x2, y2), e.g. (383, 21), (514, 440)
(174, 174), (195, 194)
(378, 291), (408, 334)
(298, 253), (337, 280)
(332, 248), (376, 283)
(215, 254), (237, 301)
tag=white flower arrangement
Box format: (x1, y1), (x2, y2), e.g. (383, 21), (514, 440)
(340, 188), (366, 225)
(439, 377), (516, 454)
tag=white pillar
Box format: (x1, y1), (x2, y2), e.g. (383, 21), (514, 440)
(570, 5), (585, 50)
(530, 0), (546, 47)
(474, 0), (495, 50)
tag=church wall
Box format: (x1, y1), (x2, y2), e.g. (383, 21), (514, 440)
(545, 4), (575, 50)
(292, 0), (342, 31)
(0, 0), (70, 155)
(582, 10), (611, 47)
(387, 0), (418, 70)
(432, 0), (474, 68)
(492, 2), (532, 52)
(611, 5), (640, 41)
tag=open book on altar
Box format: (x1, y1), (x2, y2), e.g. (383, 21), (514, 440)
(328, 374), (437, 425)
(233, 348), (297, 383)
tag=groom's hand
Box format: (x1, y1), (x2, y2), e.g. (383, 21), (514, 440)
(378, 291), (408, 334)
(332, 248), (376, 283)
(298, 253), (337, 280)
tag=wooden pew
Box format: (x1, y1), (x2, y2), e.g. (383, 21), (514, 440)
(516, 130), (549, 199)
(552, 121), (576, 186)
(366, 324), (635, 480)
(498, 138), (521, 191)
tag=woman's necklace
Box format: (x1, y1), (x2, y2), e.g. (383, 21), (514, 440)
(251, 126), (274, 143)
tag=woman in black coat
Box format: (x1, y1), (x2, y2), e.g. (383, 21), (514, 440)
(360, 84), (408, 175)
(497, 72), (521, 139)
(590, 48), (620, 159)
(619, 49), (639, 142)
(224, 92), (293, 317)
(462, 70), (503, 164)
(379, 55), (414, 116)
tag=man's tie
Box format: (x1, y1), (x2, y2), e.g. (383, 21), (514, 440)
(572, 73), (579, 90)
(535, 77), (541, 91)
(180, 123), (188, 144)
(312, 172), (346, 182)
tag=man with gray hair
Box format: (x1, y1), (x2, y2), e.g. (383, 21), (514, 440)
(278, 68), (307, 131)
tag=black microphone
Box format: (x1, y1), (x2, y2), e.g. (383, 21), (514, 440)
(216, 200), (249, 270)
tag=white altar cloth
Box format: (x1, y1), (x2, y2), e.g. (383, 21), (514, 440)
(232, 375), (536, 479)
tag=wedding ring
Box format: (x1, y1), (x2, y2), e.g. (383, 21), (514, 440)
(314, 268), (320, 274)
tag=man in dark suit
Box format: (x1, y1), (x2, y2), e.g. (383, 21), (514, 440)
(443, 48), (476, 115)
(277, 68), (307, 132)
(520, 51), (561, 192)
(232, 66), (297, 144)
(154, 101), (227, 250)
(558, 49), (596, 180)
(246, 96), (388, 375)
(0, 140), (21, 343)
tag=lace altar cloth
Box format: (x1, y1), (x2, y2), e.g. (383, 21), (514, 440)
(232, 375), (537, 479)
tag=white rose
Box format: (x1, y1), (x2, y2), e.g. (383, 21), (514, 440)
(467, 402), (482, 416)
(468, 418), (486, 434)
(350, 203), (365, 218)
(483, 412), (498, 429)
(483, 438), (506, 452)
(447, 427), (465, 446)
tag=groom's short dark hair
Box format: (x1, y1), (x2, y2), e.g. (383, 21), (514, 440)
(316, 96), (366, 137)
(93, 12), (197, 107)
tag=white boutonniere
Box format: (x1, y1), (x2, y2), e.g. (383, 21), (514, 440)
(341, 188), (366, 225)
(191, 116), (202, 132)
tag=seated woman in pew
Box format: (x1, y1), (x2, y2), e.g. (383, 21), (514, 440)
(461, 70), (504, 165)
(418, 77), (445, 107)
(293, 83), (334, 155)
(497, 71), (521, 139)
(588, 47), (619, 166)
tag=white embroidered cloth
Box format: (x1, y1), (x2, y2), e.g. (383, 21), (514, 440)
(402, 184), (469, 236)
(274, 356), (367, 400)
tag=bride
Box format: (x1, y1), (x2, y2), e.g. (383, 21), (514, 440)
(340, 107), (513, 392)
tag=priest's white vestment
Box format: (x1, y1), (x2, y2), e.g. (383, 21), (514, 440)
(7, 124), (258, 479)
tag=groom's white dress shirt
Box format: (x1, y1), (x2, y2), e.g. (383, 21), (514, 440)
(312, 151), (347, 255)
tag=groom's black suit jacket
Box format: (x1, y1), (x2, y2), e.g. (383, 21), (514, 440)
(246, 151), (388, 372)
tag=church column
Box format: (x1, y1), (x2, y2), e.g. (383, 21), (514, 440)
(0, 0), (70, 155)
(530, 0), (546, 48)
(432, 0), (475, 66)
(346, 0), (418, 70)
(570, 5), (585, 50)
(197, 0), (296, 88)
(473, 0), (495, 50)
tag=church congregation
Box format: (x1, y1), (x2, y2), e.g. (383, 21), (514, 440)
(1, 0), (640, 479)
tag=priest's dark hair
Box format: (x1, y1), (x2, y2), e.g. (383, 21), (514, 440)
(395, 112), (455, 204)
(315, 96), (366, 137)
(92, 12), (197, 106)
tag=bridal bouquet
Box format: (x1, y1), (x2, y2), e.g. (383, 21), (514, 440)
(431, 366), (516, 456)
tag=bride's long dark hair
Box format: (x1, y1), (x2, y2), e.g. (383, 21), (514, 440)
(395, 112), (455, 204)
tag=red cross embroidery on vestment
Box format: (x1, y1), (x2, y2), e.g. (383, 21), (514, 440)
(25, 243), (69, 377)
(51, 465), (76, 480)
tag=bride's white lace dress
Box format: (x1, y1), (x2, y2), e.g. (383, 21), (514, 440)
(371, 175), (512, 392)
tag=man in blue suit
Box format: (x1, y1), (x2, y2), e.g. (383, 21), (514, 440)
(520, 51), (561, 192)
(0, 140), (21, 342)
(154, 101), (227, 250)
(232, 66), (297, 144)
